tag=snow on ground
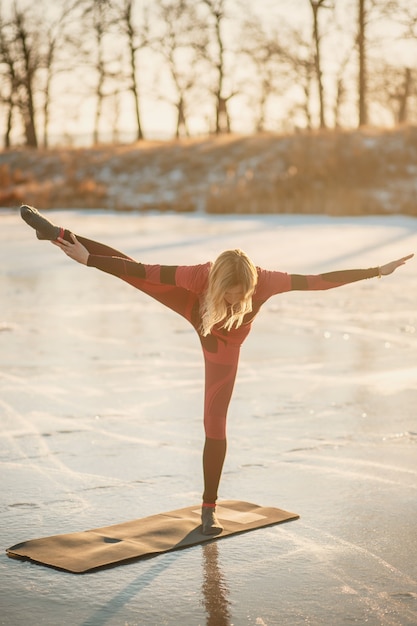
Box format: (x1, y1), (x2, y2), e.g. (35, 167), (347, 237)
(1, 209), (417, 625)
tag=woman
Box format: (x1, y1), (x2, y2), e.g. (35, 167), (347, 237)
(20, 205), (413, 535)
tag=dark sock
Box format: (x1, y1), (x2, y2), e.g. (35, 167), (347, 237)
(202, 437), (227, 505)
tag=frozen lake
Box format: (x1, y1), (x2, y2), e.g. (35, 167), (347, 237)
(1, 210), (417, 625)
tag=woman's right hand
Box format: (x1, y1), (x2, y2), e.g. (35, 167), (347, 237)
(379, 254), (414, 276)
(52, 233), (89, 265)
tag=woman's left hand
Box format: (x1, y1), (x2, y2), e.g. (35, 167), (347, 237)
(379, 254), (414, 276)
(52, 233), (90, 265)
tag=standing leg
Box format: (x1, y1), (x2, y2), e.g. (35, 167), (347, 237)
(200, 338), (240, 534)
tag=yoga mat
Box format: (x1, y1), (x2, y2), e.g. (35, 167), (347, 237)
(6, 500), (299, 574)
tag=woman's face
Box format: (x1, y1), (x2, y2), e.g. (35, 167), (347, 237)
(224, 285), (245, 305)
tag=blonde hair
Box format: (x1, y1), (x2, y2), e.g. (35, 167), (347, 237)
(200, 249), (258, 336)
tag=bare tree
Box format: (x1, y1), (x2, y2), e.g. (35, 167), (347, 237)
(358, 0), (368, 126)
(239, 16), (291, 132)
(368, 62), (416, 125)
(377, 0), (417, 123)
(0, 0), (89, 148)
(309, 0), (333, 129)
(79, 0), (121, 144)
(0, 2), (43, 147)
(399, 68), (413, 123)
(93, 0), (112, 143)
(15, 8), (40, 146)
(41, 0), (84, 147)
(291, 60), (316, 130)
(153, 0), (203, 138)
(391, 66), (414, 124)
(198, 0), (237, 134)
(0, 8), (19, 147)
(116, 0), (150, 141)
(333, 51), (352, 128)
(281, 26), (316, 130)
(356, 0), (417, 127)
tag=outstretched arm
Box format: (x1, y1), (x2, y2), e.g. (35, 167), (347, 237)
(52, 234), (209, 292)
(291, 254), (414, 291)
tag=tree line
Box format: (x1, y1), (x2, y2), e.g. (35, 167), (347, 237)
(0, 0), (416, 149)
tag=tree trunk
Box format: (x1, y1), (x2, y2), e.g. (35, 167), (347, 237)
(18, 17), (38, 147)
(23, 92), (38, 147)
(216, 95), (231, 133)
(128, 39), (144, 141)
(43, 66), (52, 148)
(397, 67), (411, 123)
(358, 0), (368, 126)
(311, 1), (326, 128)
(4, 101), (13, 148)
(175, 96), (189, 138)
(93, 38), (105, 144)
(212, 1), (230, 134)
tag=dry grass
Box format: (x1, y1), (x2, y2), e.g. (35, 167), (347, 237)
(1, 127), (416, 215)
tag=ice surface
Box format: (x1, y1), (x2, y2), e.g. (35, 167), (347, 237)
(1, 210), (417, 625)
